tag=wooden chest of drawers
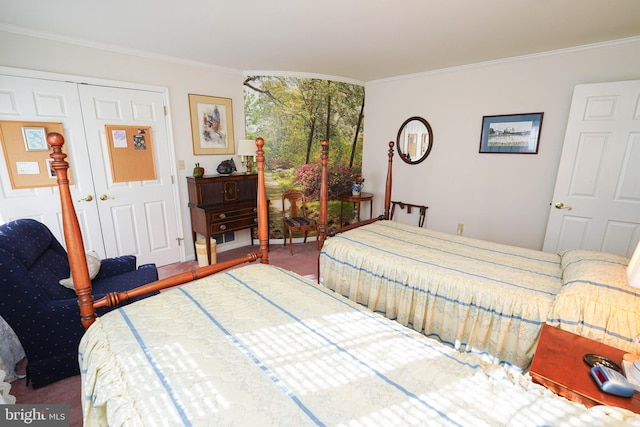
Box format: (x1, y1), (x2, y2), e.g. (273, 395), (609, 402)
(187, 174), (258, 264)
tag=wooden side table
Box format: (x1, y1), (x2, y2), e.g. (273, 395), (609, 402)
(530, 324), (640, 413)
(340, 192), (373, 226)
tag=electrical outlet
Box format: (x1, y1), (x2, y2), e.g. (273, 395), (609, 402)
(457, 223), (464, 236)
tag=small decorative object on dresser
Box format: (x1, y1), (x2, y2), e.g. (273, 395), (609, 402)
(216, 158), (237, 174)
(192, 162), (204, 178)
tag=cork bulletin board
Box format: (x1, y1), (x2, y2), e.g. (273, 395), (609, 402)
(104, 125), (156, 182)
(0, 120), (73, 189)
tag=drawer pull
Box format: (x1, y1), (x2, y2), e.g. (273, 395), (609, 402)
(219, 213), (226, 219)
(220, 224), (227, 231)
(254, 218), (258, 223)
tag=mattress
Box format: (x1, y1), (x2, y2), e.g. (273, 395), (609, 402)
(319, 221), (562, 369)
(79, 264), (640, 426)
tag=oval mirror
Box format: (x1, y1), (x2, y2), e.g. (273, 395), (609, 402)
(396, 116), (433, 164)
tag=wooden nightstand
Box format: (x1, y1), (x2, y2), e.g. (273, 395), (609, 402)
(340, 192), (373, 226)
(531, 324), (640, 414)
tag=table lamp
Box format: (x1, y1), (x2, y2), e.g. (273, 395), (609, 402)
(236, 139), (256, 174)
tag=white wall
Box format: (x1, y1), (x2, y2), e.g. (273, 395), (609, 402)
(363, 39), (640, 250)
(0, 30), (248, 260)
(3, 30), (640, 254)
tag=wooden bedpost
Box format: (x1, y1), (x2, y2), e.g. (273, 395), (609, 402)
(255, 137), (269, 264)
(318, 140), (329, 248)
(89, 137), (270, 312)
(47, 132), (96, 328)
(50, 133), (271, 325)
(383, 141), (394, 220)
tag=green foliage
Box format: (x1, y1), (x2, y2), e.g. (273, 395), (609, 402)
(294, 162), (360, 201)
(244, 75), (364, 170)
(244, 75), (365, 234)
(267, 157), (294, 170)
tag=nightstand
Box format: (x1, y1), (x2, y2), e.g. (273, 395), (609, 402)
(340, 192), (373, 226)
(530, 324), (640, 414)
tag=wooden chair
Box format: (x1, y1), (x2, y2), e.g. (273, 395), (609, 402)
(281, 190), (319, 255)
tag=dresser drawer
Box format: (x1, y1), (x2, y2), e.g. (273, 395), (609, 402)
(208, 206), (257, 222)
(208, 205), (258, 234)
(209, 214), (258, 234)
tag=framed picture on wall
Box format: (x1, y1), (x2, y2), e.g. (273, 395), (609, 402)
(188, 94), (235, 155)
(46, 158), (56, 179)
(22, 127), (48, 151)
(479, 112), (543, 154)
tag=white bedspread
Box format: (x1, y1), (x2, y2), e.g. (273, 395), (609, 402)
(548, 249), (640, 354)
(79, 264), (639, 426)
(0, 369), (16, 404)
(0, 315), (25, 382)
(320, 221), (562, 369)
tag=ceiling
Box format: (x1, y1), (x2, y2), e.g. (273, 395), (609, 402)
(2, 0), (640, 83)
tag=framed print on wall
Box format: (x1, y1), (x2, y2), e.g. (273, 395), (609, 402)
(479, 112), (543, 154)
(22, 127), (48, 151)
(189, 94), (235, 155)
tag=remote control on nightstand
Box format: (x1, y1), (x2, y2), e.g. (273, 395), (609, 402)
(591, 365), (635, 397)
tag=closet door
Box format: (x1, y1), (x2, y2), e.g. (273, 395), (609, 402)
(78, 85), (181, 266)
(0, 72), (183, 267)
(543, 80), (640, 257)
(0, 75), (104, 251)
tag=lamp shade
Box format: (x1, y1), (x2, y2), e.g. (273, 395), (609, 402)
(627, 240), (640, 288)
(236, 139), (256, 157)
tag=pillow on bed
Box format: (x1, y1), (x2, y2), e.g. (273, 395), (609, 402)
(547, 249), (640, 354)
(59, 251), (101, 289)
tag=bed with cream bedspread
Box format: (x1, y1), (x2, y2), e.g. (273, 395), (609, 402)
(546, 249), (640, 353)
(79, 263), (640, 426)
(320, 221), (562, 369)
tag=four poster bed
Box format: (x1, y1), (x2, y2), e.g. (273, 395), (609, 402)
(319, 141), (640, 370)
(49, 135), (640, 425)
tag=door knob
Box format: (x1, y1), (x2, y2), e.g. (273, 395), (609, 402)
(554, 202), (572, 210)
(99, 194), (114, 200)
(78, 194), (93, 202)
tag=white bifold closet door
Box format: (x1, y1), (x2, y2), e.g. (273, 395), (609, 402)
(0, 73), (182, 266)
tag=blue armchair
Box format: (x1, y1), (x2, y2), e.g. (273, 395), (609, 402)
(0, 218), (159, 388)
